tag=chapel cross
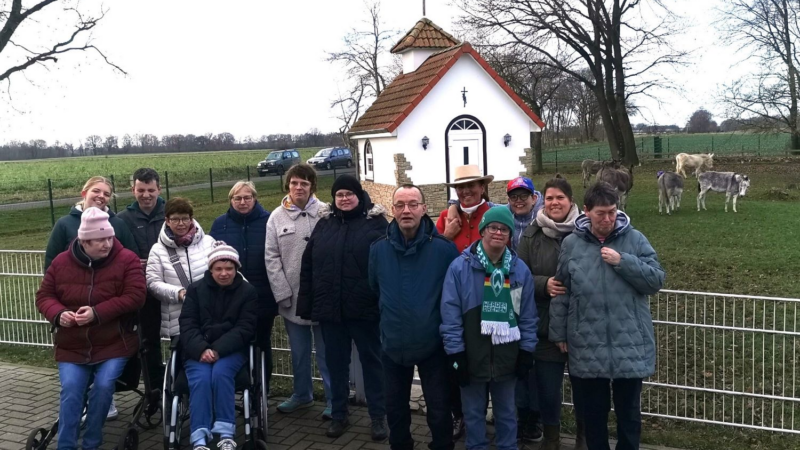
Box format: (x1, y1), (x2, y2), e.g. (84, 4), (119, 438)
(462, 87), (468, 107)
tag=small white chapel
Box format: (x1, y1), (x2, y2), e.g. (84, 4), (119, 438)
(348, 18), (545, 214)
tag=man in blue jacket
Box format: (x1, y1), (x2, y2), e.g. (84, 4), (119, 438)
(369, 184), (460, 450)
(441, 206), (538, 450)
(550, 182), (665, 450)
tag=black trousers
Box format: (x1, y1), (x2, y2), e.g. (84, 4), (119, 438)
(140, 294), (163, 391)
(257, 313), (277, 390)
(570, 376), (643, 450)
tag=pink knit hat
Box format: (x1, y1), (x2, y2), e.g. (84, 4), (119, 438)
(207, 241), (241, 269)
(78, 207), (115, 240)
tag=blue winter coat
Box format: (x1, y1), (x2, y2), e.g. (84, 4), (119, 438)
(549, 212), (665, 379)
(210, 202), (276, 317)
(441, 242), (538, 382)
(369, 215), (459, 366)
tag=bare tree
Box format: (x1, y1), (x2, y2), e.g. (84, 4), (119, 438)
(718, 0), (800, 150)
(85, 134), (101, 155)
(103, 135), (117, 155)
(686, 108), (718, 133)
(457, 0), (688, 165)
(0, 0), (124, 92)
(327, 0), (399, 147)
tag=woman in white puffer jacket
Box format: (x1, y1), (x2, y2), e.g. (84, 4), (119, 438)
(146, 197), (216, 337)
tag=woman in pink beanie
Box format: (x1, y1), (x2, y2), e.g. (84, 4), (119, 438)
(36, 207), (146, 450)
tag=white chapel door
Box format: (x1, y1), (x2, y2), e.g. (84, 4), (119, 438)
(447, 118), (484, 199)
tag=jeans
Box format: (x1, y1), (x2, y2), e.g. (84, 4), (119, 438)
(284, 318), (332, 404)
(460, 378), (517, 450)
(185, 352), (246, 445)
(382, 348), (453, 450)
(57, 357), (127, 450)
(321, 319), (385, 420)
(521, 360), (566, 426)
(570, 376), (643, 450)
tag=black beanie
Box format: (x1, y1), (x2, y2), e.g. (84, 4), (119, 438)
(331, 174), (364, 198)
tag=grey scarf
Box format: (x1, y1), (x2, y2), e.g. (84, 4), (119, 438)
(535, 204), (579, 239)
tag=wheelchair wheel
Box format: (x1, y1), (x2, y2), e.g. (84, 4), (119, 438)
(258, 350), (269, 438)
(117, 428), (139, 450)
(257, 439), (268, 450)
(25, 428), (49, 450)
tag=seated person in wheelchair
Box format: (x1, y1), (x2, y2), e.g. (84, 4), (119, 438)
(179, 242), (258, 450)
(35, 207), (146, 450)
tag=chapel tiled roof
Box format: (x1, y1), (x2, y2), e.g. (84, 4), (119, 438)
(390, 18), (460, 54)
(349, 43), (546, 135)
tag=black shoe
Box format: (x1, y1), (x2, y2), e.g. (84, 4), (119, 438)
(326, 418), (351, 438)
(520, 421), (543, 443)
(146, 388), (162, 417)
(452, 414), (465, 441)
(370, 418), (388, 441)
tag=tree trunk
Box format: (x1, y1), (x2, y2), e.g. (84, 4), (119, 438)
(593, 85), (621, 160)
(782, 0), (800, 151)
(531, 131), (543, 173)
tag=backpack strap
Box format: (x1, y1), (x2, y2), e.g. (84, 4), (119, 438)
(166, 246), (191, 288)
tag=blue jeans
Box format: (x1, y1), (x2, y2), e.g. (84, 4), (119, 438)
(570, 376), (643, 450)
(185, 353), (246, 445)
(57, 357), (127, 450)
(383, 348), (453, 450)
(460, 378), (517, 450)
(284, 319), (332, 404)
(516, 360), (566, 426)
(321, 319), (385, 420)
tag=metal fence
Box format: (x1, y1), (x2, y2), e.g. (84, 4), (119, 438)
(1, 251), (798, 434)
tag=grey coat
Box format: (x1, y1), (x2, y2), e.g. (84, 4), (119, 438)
(265, 198), (321, 326)
(549, 212), (665, 379)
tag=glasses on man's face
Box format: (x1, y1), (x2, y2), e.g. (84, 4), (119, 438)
(392, 202), (422, 212)
(232, 196), (254, 203)
(335, 192), (355, 200)
(509, 193), (531, 202)
(486, 225), (510, 236)
(168, 217), (192, 224)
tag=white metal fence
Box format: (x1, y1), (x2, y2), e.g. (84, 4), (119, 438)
(1, 250), (798, 433)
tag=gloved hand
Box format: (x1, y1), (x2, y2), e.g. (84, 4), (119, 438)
(448, 351), (470, 387)
(516, 350), (534, 379)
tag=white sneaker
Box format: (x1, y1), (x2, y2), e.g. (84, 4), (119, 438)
(107, 398), (119, 421)
(217, 438), (237, 450)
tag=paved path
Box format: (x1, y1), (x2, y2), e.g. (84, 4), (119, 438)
(0, 362), (682, 450)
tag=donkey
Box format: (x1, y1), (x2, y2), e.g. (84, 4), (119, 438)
(596, 161), (633, 211)
(697, 171), (751, 213)
(675, 153), (714, 178)
(581, 159), (605, 187)
(657, 171), (684, 215)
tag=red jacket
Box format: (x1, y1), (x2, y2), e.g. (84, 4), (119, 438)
(436, 202), (491, 252)
(36, 239), (146, 364)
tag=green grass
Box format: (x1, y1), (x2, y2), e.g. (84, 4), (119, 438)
(0, 147), (324, 203)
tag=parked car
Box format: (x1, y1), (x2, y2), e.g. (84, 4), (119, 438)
(306, 147), (353, 170)
(257, 150), (301, 176)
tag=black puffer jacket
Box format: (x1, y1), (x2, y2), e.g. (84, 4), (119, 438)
(297, 192), (389, 323)
(178, 271), (258, 361)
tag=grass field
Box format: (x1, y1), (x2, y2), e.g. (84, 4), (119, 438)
(0, 147), (323, 203)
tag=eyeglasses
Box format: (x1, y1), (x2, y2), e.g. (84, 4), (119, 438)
(486, 225), (510, 236)
(392, 202), (422, 211)
(335, 192), (355, 200)
(509, 193), (531, 202)
(168, 217), (192, 224)
(232, 196), (254, 203)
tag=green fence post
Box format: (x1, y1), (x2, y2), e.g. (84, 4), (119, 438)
(246, 165), (251, 181)
(555, 150), (558, 172)
(48, 179), (55, 227)
(667, 137), (670, 154)
(758, 135), (761, 152)
(209, 168), (214, 203)
(280, 173), (285, 193)
(598, 148), (601, 160)
(110, 174), (118, 213)
(711, 136), (714, 152)
(165, 171), (170, 200)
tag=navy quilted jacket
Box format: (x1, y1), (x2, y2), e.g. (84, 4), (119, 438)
(549, 212), (665, 379)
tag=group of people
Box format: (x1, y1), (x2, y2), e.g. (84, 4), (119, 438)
(35, 161), (665, 450)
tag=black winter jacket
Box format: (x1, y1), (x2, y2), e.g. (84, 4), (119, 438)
(297, 192), (389, 323)
(209, 202), (276, 317)
(178, 271), (258, 361)
(117, 198), (166, 259)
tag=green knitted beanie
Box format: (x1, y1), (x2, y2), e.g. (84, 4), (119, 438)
(479, 206), (515, 236)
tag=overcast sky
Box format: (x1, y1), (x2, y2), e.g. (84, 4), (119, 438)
(0, 0), (753, 145)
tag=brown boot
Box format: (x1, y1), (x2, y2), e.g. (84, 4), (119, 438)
(573, 417), (587, 450)
(541, 424), (561, 450)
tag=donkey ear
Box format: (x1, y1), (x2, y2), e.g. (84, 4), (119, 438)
(743, 175), (749, 181)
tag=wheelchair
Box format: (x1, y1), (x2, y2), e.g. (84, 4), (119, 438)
(26, 317), (163, 450)
(162, 336), (269, 450)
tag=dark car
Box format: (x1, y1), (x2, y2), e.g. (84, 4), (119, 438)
(306, 147), (353, 170)
(257, 150), (301, 176)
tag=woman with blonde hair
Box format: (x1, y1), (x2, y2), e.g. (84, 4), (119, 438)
(45, 176), (139, 271)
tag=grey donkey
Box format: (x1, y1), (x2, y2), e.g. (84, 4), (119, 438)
(697, 171), (751, 213)
(595, 161), (633, 211)
(657, 171), (684, 215)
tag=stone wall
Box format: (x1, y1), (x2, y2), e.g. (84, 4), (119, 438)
(519, 148), (533, 177)
(362, 180), (397, 214)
